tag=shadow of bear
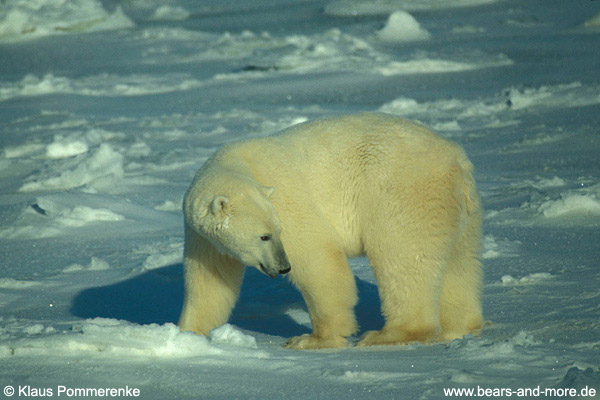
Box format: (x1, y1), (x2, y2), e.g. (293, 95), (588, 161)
(71, 264), (384, 339)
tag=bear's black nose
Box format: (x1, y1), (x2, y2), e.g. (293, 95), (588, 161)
(279, 267), (291, 275)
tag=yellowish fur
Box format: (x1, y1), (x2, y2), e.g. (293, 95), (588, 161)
(178, 112), (483, 349)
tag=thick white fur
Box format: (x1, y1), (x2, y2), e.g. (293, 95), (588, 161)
(178, 112), (483, 349)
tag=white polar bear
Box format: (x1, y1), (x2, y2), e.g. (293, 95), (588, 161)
(178, 112), (483, 349)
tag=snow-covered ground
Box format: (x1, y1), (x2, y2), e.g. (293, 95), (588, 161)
(1, 0), (599, 399)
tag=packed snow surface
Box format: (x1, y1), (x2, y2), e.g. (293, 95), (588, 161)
(1, 0), (599, 399)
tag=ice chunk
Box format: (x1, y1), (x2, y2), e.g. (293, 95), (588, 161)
(2, 319), (221, 358)
(500, 273), (553, 286)
(376, 12), (430, 42)
(209, 324), (258, 349)
(149, 5), (190, 21)
(19, 144), (124, 192)
(530, 176), (565, 189)
(46, 140), (89, 159)
(482, 235), (519, 259)
(63, 257), (111, 273)
(379, 59), (475, 76)
(0, 278), (41, 289)
(142, 251), (182, 271)
(0, 1), (134, 43)
(538, 194), (600, 218)
(2, 143), (45, 159)
(154, 200), (182, 212)
(584, 11), (600, 28)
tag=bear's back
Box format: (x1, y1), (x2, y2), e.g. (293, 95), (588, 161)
(209, 112), (465, 181)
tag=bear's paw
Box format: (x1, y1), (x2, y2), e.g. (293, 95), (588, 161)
(357, 325), (439, 347)
(283, 334), (349, 350)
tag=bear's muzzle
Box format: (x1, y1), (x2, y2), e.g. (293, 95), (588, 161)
(259, 262), (291, 279)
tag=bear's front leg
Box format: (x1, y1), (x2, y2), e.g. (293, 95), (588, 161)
(283, 241), (358, 350)
(179, 225), (245, 335)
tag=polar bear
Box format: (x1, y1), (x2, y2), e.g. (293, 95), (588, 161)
(178, 112), (483, 349)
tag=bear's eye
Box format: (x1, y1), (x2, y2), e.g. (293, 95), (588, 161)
(260, 234), (271, 242)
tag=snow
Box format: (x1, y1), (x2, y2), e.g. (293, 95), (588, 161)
(46, 138), (89, 159)
(376, 11), (431, 42)
(585, 11), (600, 28)
(149, 5), (190, 22)
(1, 0), (600, 399)
(0, 279), (41, 289)
(499, 273), (554, 286)
(18, 143), (125, 192)
(0, 73), (205, 101)
(481, 235), (519, 259)
(1, 318), (223, 358)
(0, 0), (133, 42)
(63, 257), (111, 273)
(538, 193), (600, 218)
(209, 324), (258, 349)
(325, 0), (500, 16)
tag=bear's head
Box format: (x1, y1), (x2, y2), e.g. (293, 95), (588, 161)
(186, 178), (291, 279)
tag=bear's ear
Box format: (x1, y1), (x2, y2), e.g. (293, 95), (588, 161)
(261, 186), (275, 198)
(210, 195), (230, 217)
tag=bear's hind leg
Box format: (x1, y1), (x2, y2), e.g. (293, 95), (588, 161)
(284, 241), (358, 350)
(358, 238), (447, 346)
(439, 218), (483, 341)
(358, 177), (463, 346)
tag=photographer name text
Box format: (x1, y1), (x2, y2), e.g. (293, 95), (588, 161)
(4, 385), (140, 398)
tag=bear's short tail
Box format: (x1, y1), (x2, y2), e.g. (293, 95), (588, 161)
(455, 152), (480, 218)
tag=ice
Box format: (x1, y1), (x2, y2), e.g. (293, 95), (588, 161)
(283, 306), (312, 327)
(22, 324), (54, 335)
(46, 139), (89, 159)
(138, 26), (509, 78)
(529, 176), (565, 189)
(376, 11), (430, 42)
(19, 144), (124, 192)
(0, 198), (125, 239)
(0, 279), (41, 289)
(485, 184), (600, 228)
(2, 143), (45, 159)
(505, 83), (600, 112)
(584, 11), (600, 28)
(0, 73), (204, 102)
(149, 5), (190, 21)
(500, 273), (554, 286)
(126, 141), (152, 158)
(154, 199), (182, 211)
(335, 370), (412, 383)
(448, 331), (541, 361)
(378, 58), (492, 76)
(1, 318), (221, 358)
(380, 81), (600, 131)
(63, 257), (111, 273)
(0, 0), (134, 43)
(142, 250), (182, 271)
(451, 25), (486, 34)
(325, 0), (500, 16)
(482, 235), (519, 259)
(538, 194), (600, 218)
